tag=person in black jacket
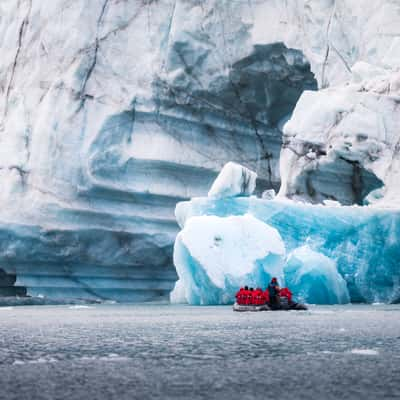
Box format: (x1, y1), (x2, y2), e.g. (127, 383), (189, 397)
(268, 277), (281, 308)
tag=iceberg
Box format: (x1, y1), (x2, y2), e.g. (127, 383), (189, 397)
(175, 197), (400, 304)
(174, 214), (285, 305)
(285, 246), (350, 304)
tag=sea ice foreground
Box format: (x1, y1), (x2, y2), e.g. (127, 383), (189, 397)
(173, 196), (400, 305)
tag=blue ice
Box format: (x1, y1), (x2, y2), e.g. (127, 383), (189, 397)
(285, 245), (350, 304)
(174, 198), (400, 304)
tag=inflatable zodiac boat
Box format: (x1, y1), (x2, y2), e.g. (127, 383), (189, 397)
(233, 291), (308, 312)
(233, 301), (308, 312)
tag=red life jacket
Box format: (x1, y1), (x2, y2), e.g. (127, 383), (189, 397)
(247, 290), (255, 305)
(254, 288), (264, 305)
(240, 290), (249, 305)
(252, 290), (259, 305)
(235, 288), (246, 305)
(279, 287), (292, 303)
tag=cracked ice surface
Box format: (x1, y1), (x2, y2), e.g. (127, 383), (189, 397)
(175, 197), (400, 304)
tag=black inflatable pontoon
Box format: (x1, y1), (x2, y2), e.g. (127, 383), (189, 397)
(233, 300), (307, 312)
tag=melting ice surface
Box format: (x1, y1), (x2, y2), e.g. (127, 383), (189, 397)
(174, 197), (400, 305)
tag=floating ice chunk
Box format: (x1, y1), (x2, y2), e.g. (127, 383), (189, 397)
(208, 162), (257, 199)
(350, 349), (379, 356)
(173, 214), (285, 305)
(68, 305), (93, 309)
(285, 246), (350, 304)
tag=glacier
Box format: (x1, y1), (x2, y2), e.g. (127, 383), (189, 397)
(174, 197), (400, 304)
(279, 65), (400, 206)
(0, 0), (399, 301)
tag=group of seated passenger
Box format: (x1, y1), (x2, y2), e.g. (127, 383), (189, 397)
(235, 278), (292, 306)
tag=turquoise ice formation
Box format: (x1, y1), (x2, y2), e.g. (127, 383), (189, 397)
(174, 197), (400, 304)
(285, 246), (350, 304)
(174, 214), (285, 305)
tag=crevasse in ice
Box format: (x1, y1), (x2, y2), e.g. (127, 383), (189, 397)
(174, 197), (400, 304)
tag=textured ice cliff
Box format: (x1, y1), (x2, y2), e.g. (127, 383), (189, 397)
(0, 0), (399, 300)
(279, 65), (400, 206)
(175, 197), (400, 304)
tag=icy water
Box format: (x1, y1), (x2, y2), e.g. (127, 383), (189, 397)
(0, 304), (399, 400)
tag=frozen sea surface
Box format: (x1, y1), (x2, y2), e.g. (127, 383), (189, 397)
(0, 304), (399, 400)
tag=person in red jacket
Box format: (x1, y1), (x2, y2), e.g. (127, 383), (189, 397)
(248, 288), (255, 305)
(235, 287), (244, 305)
(241, 286), (250, 305)
(279, 287), (293, 304)
(254, 287), (264, 305)
(252, 288), (259, 305)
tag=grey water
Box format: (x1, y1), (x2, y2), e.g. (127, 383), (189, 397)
(0, 304), (399, 400)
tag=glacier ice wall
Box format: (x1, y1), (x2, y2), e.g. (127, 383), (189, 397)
(176, 197), (400, 304)
(0, 0), (399, 300)
(279, 66), (400, 206)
